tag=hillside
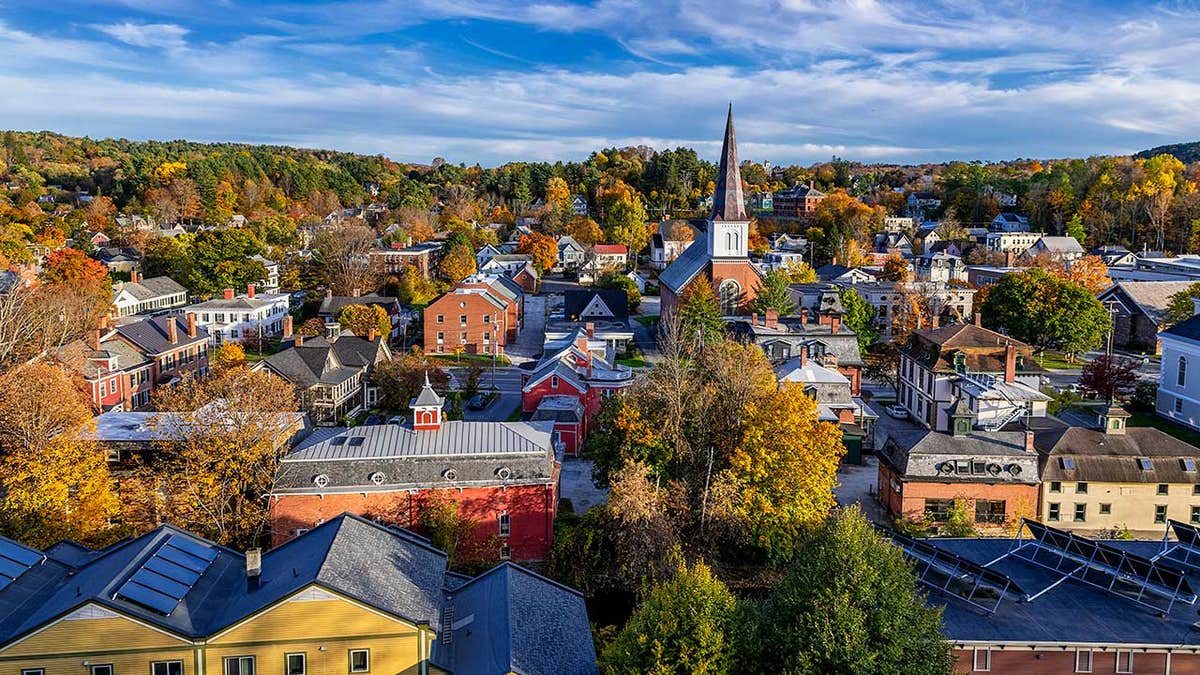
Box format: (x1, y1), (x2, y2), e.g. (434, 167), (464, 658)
(1135, 141), (1200, 163)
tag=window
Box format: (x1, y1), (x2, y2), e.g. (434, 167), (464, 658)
(1050, 481), (1062, 493)
(718, 279), (741, 315)
(1060, 458), (1075, 470)
(93, 666), (114, 675)
(1074, 504), (1087, 522)
(1176, 397), (1184, 413)
(483, 314), (491, 324)
(1076, 482), (1088, 494)
(1158, 483), (1169, 495)
(348, 650), (370, 673)
(974, 500), (1005, 524)
(972, 647), (990, 672)
(224, 657), (254, 675)
(23, 669), (45, 675)
(1115, 650), (1133, 674)
(1075, 648), (1093, 673)
(1180, 356), (1188, 387)
(500, 543), (511, 560)
(286, 654), (306, 675)
(551, 375), (559, 389)
(436, 314), (444, 324)
(1192, 505), (1200, 525)
(499, 512), (510, 536)
(99, 380), (107, 397)
(1182, 458), (1197, 472)
(1099, 503), (1111, 515)
(436, 331), (444, 344)
(1138, 457), (1153, 471)
(482, 332), (490, 344)
(1155, 504), (1168, 524)
(152, 663), (183, 675)
(459, 314), (467, 325)
(1048, 503), (1060, 522)
(924, 499), (954, 522)
(1195, 484), (1200, 496)
(459, 332), (467, 343)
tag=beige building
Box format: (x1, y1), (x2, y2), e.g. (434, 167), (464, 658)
(1035, 405), (1200, 537)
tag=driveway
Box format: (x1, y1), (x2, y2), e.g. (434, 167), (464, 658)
(461, 392), (521, 422)
(507, 294), (546, 364)
(559, 458), (607, 513)
(835, 455), (888, 525)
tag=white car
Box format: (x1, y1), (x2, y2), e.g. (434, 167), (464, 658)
(885, 404), (909, 420)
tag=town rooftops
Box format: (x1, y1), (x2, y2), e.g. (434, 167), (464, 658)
(879, 426), (1041, 483)
(1159, 313), (1200, 341)
(114, 315), (209, 354)
(187, 291), (289, 310)
(563, 289), (628, 321)
(904, 323), (1046, 374)
(1036, 421), (1200, 483)
(657, 231), (711, 292)
(1099, 281), (1193, 324)
(116, 276), (186, 301)
(592, 243), (628, 255)
(317, 293), (400, 317)
(284, 420), (555, 461)
(1031, 235), (1085, 254)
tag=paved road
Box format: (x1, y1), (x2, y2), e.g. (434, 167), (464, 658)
(447, 365), (525, 393)
(559, 458), (608, 513)
(631, 296), (662, 363)
(507, 295), (546, 364)
(461, 392), (522, 422)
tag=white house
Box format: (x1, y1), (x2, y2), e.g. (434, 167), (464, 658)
(556, 236), (587, 271)
(250, 255), (280, 293)
(990, 213), (1030, 232)
(1024, 236), (1085, 263)
(475, 244), (502, 269)
(112, 272), (189, 318)
(986, 231), (1042, 253)
(185, 285), (292, 345)
(571, 195), (588, 216)
(1157, 301), (1200, 431)
(913, 252), (967, 283)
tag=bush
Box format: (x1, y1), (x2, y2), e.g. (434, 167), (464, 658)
(1130, 380), (1158, 412)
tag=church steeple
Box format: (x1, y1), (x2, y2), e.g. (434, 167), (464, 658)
(711, 103), (747, 222)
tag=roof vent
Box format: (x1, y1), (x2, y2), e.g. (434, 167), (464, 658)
(496, 467), (512, 480)
(369, 471), (386, 485)
(443, 468), (457, 482)
(1005, 464), (1022, 476)
(313, 474), (330, 488)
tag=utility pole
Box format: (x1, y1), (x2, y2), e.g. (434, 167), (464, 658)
(700, 445), (715, 532)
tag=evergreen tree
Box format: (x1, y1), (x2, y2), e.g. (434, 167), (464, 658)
(749, 269), (797, 316)
(839, 288), (879, 351)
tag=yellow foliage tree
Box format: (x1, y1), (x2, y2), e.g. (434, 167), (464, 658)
(1057, 255), (1110, 295)
(212, 343), (247, 372)
(567, 215), (605, 245)
(153, 161), (189, 184)
(783, 261), (817, 283)
(338, 303), (391, 338)
(440, 244), (476, 282)
(517, 231), (559, 274)
(545, 176), (572, 211)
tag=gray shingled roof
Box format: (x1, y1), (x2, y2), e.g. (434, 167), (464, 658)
(317, 294), (400, 318)
(120, 276), (187, 300)
(114, 316), (209, 354)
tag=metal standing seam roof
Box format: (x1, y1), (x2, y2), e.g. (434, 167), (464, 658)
(282, 421), (555, 461)
(657, 230), (711, 292)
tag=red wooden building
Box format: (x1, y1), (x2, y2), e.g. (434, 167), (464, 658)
(270, 377), (563, 562)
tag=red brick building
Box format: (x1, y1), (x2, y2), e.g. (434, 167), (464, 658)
(423, 280), (518, 355)
(270, 379), (562, 562)
(660, 106), (764, 318)
(521, 325), (635, 455)
(770, 181), (826, 221)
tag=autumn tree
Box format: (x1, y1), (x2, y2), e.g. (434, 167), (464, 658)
(1131, 153), (1188, 250)
(981, 268), (1110, 355)
(878, 252), (910, 282)
(40, 247), (109, 286)
(586, 395), (670, 486)
(338, 303), (390, 338)
(783, 261), (817, 283)
(517, 231), (559, 274)
(150, 366), (298, 546)
(677, 277), (726, 347)
(606, 193), (650, 256)
(1165, 282), (1200, 325)
(544, 176), (572, 211)
(749, 269), (797, 316)
(1080, 355), (1140, 402)
(1055, 254), (1110, 295)
(439, 242), (476, 282)
(567, 215), (605, 245)
(417, 494), (485, 570)
(372, 349), (450, 414)
(602, 559), (740, 675)
(751, 507), (954, 674)
(312, 224), (379, 295)
(212, 343), (247, 373)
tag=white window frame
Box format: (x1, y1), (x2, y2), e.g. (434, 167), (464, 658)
(152, 661), (183, 675)
(1074, 649), (1092, 673)
(1115, 650), (1133, 674)
(972, 648), (990, 672)
(348, 649), (370, 674)
(285, 653), (306, 675)
(499, 511), (510, 536)
(92, 666), (115, 675)
(23, 669), (45, 675)
(224, 656), (255, 675)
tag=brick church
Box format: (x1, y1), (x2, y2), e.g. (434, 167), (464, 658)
(659, 105), (764, 317)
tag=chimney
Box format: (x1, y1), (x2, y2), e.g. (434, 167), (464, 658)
(295, 334), (303, 347)
(974, 312), (982, 327)
(931, 314), (939, 330)
(1024, 429), (1035, 453)
(586, 322), (594, 339)
(167, 318), (178, 344)
(587, 352), (593, 378)
(90, 329), (102, 351)
(186, 313), (197, 338)
(407, 236), (413, 247)
(800, 345), (807, 367)
(391, 241), (402, 250)
(809, 179), (814, 189)
(223, 288), (235, 300)
(325, 288), (333, 299)
(245, 548), (262, 590)
(352, 287), (361, 298)
(247, 283), (255, 299)
(129, 269), (138, 284)
(368, 326), (376, 342)
(765, 308), (778, 329)
(800, 308), (808, 324)
(831, 315), (840, 334)
(751, 312), (758, 327)
(283, 315), (293, 338)
(1004, 343), (1016, 384)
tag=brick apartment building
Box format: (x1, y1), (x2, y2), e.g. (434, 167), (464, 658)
(771, 181), (826, 221)
(270, 379), (562, 561)
(368, 240), (441, 278)
(423, 278), (520, 355)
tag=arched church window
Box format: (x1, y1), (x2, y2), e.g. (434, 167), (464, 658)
(719, 279), (741, 315)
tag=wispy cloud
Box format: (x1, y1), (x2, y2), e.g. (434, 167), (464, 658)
(93, 21), (189, 49)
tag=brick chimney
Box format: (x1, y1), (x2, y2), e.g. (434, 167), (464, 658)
(1004, 343), (1017, 384)
(800, 345), (807, 367)
(129, 269), (138, 284)
(831, 315), (840, 334)
(186, 313), (197, 338)
(295, 334), (303, 347)
(931, 314), (939, 330)
(167, 318), (178, 344)
(800, 308), (808, 324)
(391, 241), (402, 250)
(368, 326), (376, 342)
(282, 315), (293, 338)
(223, 288), (235, 300)
(245, 548), (262, 591)
(765, 308), (778, 329)
(90, 329), (102, 351)
(586, 322), (594, 339)
(974, 312), (982, 327)
(325, 288), (333, 299)
(751, 312), (758, 326)
(352, 287), (361, 298)
(247, 283), (255, 299)
(587, 352), (593, 378)
(1024, 429), (1035, 452)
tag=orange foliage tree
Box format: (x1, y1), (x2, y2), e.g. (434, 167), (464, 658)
(517, 231), (559, 274)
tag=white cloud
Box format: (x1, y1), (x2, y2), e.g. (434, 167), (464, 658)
(93, 22), (189, 50)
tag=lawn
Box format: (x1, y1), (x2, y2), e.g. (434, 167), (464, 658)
(428, 353), (512, 367)
(1127, 410), (1200, 447)
(1035, 350), (1088, 370)
(634, 315), (660, 327)
(616, 358), (650, 368)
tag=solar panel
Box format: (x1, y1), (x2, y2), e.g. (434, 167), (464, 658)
(1002, 519), (1196, 615)
(1137, 457), (1153, 470)
(877, 527), (1025, 614)
(115, 534), (217, 615)
(1153, 520), (1200, 572)
(1060, 457), (1075, 469)
(0, 538), (45, 591)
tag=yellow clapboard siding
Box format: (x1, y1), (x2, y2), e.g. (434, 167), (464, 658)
(0, 650), (194, 675)
(204, 636), (422, 675)
(210, 595), (417, 645)
(2, 614), (188, 657)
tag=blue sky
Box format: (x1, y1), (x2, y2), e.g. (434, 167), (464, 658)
(2, 0), (1200, 166)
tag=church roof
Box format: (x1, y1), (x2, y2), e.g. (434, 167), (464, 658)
(710, 104), (747, 222)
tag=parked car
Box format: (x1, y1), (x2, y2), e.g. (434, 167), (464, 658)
(363, 414), (384, 426)
(885, 404), (908, 420)
(467, 394), (490, 410)
(386, 415), (406, 426)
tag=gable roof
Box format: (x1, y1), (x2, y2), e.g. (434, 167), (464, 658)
(117, 276), (187, 301)
(657, 230), (711, 292)
(317, 294), (400, 318)
(114, 316), (209, 354)
(563, 289), (628, 321)
(1163, 313), (1200, 341)
(1099, 281), (1193, 324)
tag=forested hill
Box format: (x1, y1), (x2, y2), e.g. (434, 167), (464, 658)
(1135, 141), (1200, 163)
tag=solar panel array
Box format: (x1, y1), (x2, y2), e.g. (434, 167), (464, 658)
(0, 539), (45, 591)
(1006, 519), (1196, 614)
(1154, 520), (1200, 572)
(115, 534), (218, 615)
(878, 527), (1026, 614)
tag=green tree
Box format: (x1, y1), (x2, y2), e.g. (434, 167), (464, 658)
(606, 196), (649, 255)
(602, 559), (739, 675)
(599, 272), (641, 312)
(752, 507), (954, 675)
(749, 269), (797, 316)
(981, 268), (1109, 355)
(185, 228), (268, 296)
(1165, 282), (1200, 326)
(840, 288), (879, 351)
(677, 277), (725, 347)
(585, 394), (669, 487)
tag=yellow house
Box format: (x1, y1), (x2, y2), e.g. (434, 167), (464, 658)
(0, 515), (596, 675)
(1035, 405), (1200, 537)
